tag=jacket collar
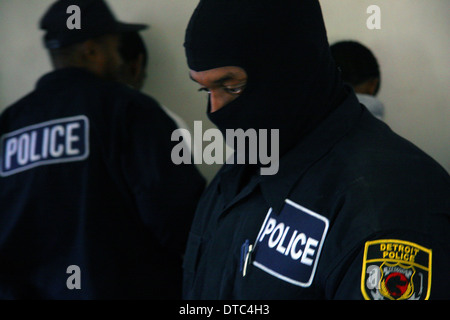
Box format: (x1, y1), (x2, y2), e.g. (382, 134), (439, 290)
(36, 67), (100, 89)
(259, 89), (364, 215)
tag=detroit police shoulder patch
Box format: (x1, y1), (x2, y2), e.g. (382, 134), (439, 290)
(361, 239), (432, 300)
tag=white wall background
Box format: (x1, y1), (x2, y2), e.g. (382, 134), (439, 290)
(321, 0), (450, 176)
(0, 0), (449, 182)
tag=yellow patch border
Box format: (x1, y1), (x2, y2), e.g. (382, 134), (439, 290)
(361, 239), (432, 300)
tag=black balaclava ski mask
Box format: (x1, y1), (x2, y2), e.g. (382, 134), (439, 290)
(184, 0), (347, 157)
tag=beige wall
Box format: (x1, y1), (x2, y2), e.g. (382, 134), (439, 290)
(0, 0), (449, 182)
(321, 0), (450, 176)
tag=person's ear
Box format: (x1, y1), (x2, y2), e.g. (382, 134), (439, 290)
(364, 78), (380, 96)
(80, 39), (107, 75)
(81, 40), (98, 60)
(370, 77), (381, 95)
(131, 53), (146, 90)
(354, 78), (380, 96)
(132, 54), (145, 79)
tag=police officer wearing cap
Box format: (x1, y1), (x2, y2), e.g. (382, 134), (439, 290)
(0, 0), (205, 299)
(182, 0), (450, 300)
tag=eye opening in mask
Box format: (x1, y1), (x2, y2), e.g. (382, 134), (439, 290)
(197, 83), (246, 95)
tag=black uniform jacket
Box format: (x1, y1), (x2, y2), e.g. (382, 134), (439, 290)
(0, 68), (206, 299)
(183, 92), (450, 300)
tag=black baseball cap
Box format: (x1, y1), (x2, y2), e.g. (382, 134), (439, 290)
(40, 0), (148, 49)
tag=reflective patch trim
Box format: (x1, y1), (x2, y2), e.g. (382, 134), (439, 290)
(361, 239), (432, 300)
(252, 199), (329, 287)
(0, 115), (89, 177)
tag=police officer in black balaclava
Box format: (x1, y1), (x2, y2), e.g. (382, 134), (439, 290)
(182, 0), (450, 300)
(186, 0), (346, 156)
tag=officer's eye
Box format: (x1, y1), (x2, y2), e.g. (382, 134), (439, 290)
(224, 85), (246, 95)
(197, 84), (246, 96)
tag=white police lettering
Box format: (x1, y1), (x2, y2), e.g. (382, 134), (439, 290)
(252, 199), (329, 287)
(0, 115), (89, 177)
(259, 218), (319, 266)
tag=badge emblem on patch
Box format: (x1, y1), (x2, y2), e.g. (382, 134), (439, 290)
(361, 239), (432, 300)
(252, 199), (329, 287)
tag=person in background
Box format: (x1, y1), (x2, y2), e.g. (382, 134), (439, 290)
(330, 40), (385, 120)
(118, 31), (194, 155)
(117, 31), (147, 91)
(0, 0), (205, 299)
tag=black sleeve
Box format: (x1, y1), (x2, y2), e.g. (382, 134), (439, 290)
(119, 95), (206, 255)
(322, 154), (450, 300)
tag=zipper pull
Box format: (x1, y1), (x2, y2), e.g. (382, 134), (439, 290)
(243, 244), (253, 277)
(240, 240), (249, 274)
(240, 239), (255, 277)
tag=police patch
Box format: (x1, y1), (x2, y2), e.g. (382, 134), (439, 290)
(361, 239), (432, 300)
(0, 115), (89, 177)
(252, 199), (329, 287)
